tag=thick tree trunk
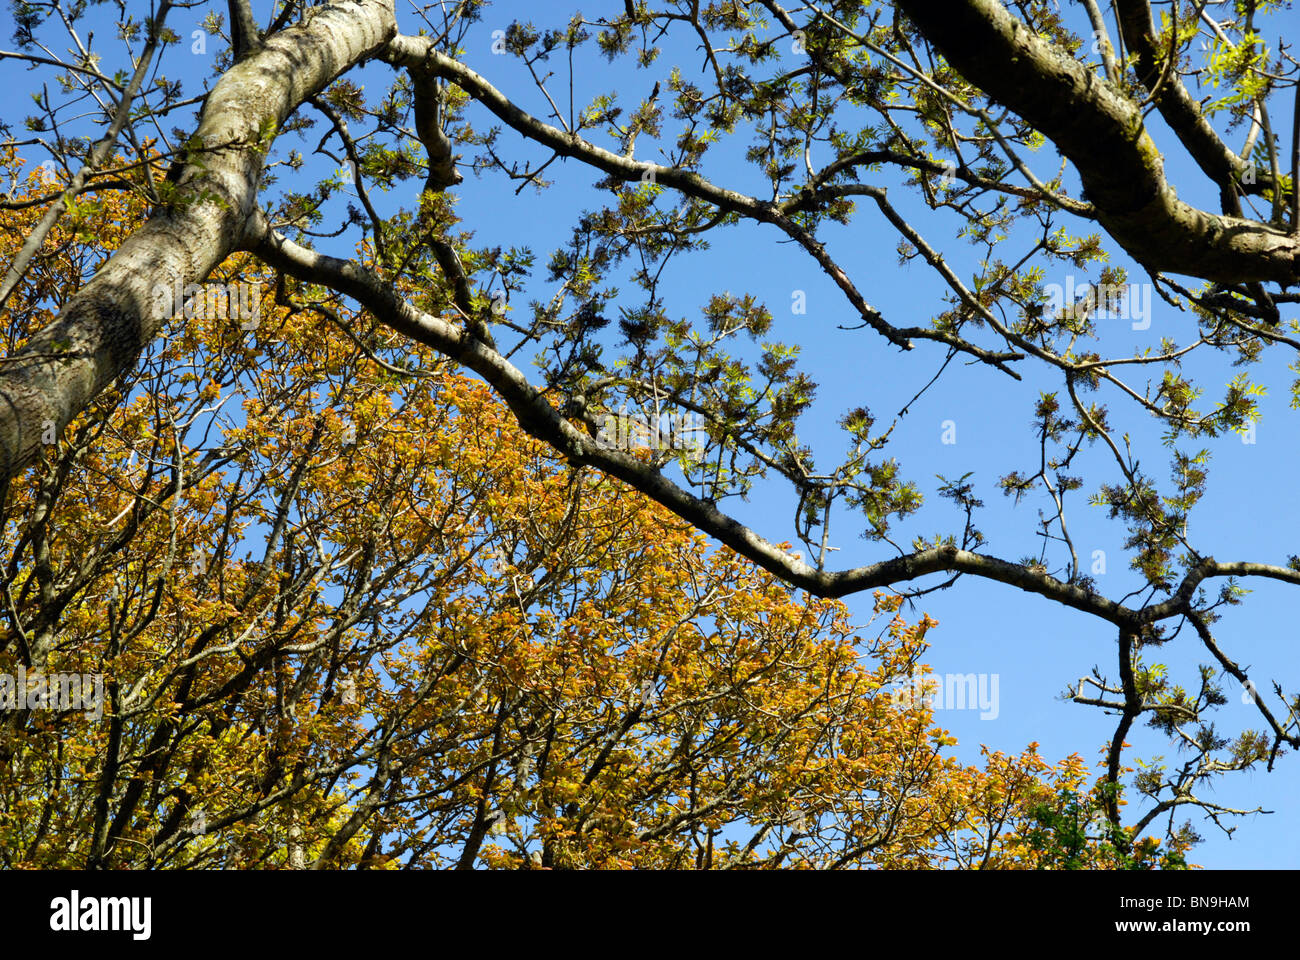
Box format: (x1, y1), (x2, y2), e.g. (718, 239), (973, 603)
(0, 0), (396, 481)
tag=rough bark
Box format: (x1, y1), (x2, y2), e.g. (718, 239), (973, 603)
(1112, 0), (1261, 203)
(893, 0), (1300, 285)
(0, 0), (396, 480)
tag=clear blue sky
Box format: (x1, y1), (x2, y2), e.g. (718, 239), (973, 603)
(425, 1), (1300, 869)
(8, 1), (1297, 868)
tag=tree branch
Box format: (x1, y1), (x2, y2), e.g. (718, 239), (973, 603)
(894, 0), (1300, 285)
(0, 0), (398, 482)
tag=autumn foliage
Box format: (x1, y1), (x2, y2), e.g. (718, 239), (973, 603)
(0, 150), (1192, 868)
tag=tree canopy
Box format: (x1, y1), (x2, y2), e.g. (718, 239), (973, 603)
(0, 163), (1179, 868)
(1, 0), (1298, 866)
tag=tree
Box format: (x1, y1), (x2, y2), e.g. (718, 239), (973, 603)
(0, 160), (1151, 868)
(1, 0), (1296, 861)
(1014, 786), (1192, 870)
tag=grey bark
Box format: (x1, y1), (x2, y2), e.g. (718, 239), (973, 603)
(0, 0), (397, 481)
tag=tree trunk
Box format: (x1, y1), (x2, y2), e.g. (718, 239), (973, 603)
(0, 0), (396, 481)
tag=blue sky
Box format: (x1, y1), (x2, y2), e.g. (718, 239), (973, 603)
(419, 1), (1300, 868)
(7, 0), (1298, 868)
